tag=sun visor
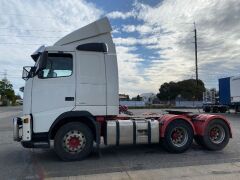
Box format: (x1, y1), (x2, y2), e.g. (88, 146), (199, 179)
(31, 45), (46, 61)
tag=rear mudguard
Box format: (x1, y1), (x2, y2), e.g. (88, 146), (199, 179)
(159, 114), (196, 138)
(158, 114), (232, 138)
(193, 114), (232, 138)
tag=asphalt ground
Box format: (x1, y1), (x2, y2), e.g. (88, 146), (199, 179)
(0, 106), (240, 179)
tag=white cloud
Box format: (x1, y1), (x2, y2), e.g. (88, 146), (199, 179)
(122, 24), (156, 35)
(115, 0), (240, 94)
(107, 10), (136, 19)
(0, 0), (103, 94)
(116, 45), (151, 96)
(114, 37), (158, 46)
(1, 0), (240, 98)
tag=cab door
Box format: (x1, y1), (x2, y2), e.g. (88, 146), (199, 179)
(31, 52), (75, 133)
(75, 51), (107, 115)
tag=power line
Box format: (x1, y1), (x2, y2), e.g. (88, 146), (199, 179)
(0, 13), (56, 19)
(3, 70), (7, 79)
(0, 34), (60, 38)
(0, 43), (44, 46)
(0, 27), (69, 33)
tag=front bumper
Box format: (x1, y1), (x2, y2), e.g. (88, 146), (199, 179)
(13, 115), (31, 142)
(13, 117), (22, 141)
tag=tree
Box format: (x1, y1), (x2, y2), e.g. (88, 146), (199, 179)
(157, 79), (205, 101)
(132, 95), (142, 101)
(0, 78), (16, 105)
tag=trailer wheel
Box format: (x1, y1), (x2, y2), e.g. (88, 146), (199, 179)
(212, 107), (219, 113)
(219, 107), (227, 113)
(197, 119), (230, 150)
(54, 122), (93, 161)
(162, 120), (193, 153)
(204, 107), (211, 113)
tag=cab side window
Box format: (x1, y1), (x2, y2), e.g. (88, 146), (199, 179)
(40, 53), (73, 78)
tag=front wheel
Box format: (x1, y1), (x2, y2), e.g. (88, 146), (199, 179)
(162, 120), (194, 153)
(54, 122), (93, 161)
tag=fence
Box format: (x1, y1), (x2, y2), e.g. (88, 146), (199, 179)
(175, 101), (203, 108)
(120, 101), (145, 107)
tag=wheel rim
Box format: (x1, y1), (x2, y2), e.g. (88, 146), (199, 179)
(209, 125), (225, 144)
(62, 130), (86, 153)
(170, 127), (189, 147)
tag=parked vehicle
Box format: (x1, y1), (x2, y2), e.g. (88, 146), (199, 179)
(13, 17), (232, 161)
(230, 76), (240, 112)
(119, 105), (133, 115)
(203, 77), (240, 113)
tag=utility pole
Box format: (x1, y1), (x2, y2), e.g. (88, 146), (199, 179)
(193, 22), (199, 101)
(3, 70), (7, 80)
(194, 22), (198, 86)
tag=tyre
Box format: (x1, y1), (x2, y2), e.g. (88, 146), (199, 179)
(212, 107), (218, 113)
(219, 107), (227, 113)
(54, 122), (93, 161)
(194, 136), (205, 147)
(162, 120), (194, 153)
(204, 107), (211, 113)
(196, 119), (230, 151)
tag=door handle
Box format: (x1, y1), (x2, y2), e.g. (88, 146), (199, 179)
(65, 97), (74, 101)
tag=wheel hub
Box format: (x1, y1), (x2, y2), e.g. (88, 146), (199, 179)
(170, 127), (188, 147)
(63, 130), (86, 153)
(209, 125), (225, 144)
(68, 136), (81, 149)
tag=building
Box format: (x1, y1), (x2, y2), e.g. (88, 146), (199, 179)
(140, 93), (156, 105)
(119, 94), (130, 101)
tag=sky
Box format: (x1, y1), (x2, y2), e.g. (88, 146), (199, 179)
(0, 0), (239, 97)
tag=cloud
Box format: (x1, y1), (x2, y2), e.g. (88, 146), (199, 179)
(116, 45), (151, 95)
(1, 0), (240, 98)
(114, 37), (158, 46)
(107, 10), (136, 19)
(122, 24), (158, 35)
(115, 0), (240, 94)
(0, 0), (103, 94)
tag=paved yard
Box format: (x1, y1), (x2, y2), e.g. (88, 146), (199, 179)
(0, 106), (240, 179)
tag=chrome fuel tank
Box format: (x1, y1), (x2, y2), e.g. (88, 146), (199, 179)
(105, 119), (159, 145)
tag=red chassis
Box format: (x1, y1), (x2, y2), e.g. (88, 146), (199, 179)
(97, 110), (232, 151)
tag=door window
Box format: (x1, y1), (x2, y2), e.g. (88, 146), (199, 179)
(39, 53), (73, 78)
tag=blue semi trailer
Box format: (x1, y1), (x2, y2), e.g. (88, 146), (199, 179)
(203, 76), (240, 113)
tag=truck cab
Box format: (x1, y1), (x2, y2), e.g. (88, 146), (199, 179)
(14, 18), (118, 157)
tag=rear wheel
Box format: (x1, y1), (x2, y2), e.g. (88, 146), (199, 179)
(196, 119), (230, 150)
(162, 120), (194, 153)
(194, 136), (204, 147)
(54, 122), (93, 161)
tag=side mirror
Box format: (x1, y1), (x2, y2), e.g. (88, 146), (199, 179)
(38, 70), (44, 79)
(30, 66), (36, 75)
(22, 66), (32, 80)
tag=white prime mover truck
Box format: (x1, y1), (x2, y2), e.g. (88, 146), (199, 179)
(13, 17), (232, 161)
